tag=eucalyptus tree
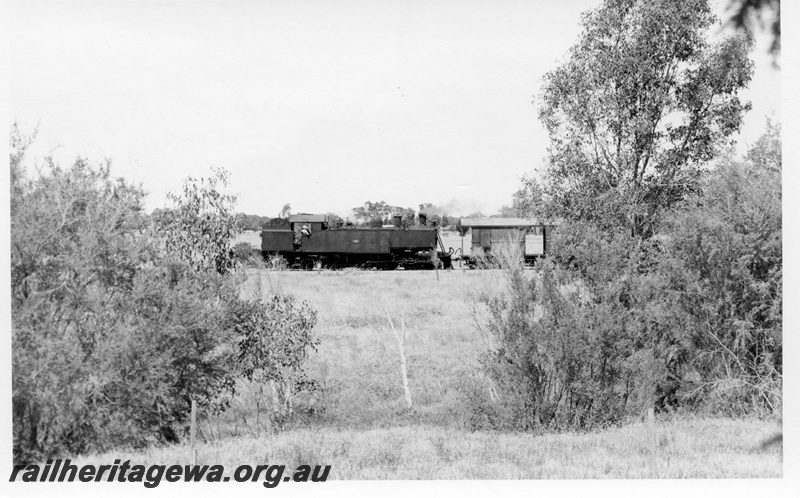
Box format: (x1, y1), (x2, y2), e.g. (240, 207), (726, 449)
(536, 0), (753, 236)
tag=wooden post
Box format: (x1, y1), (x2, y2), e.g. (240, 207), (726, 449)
(191, 399), (197, 466)
(387, 312), (413, 409)
(461, 233), (464, 268)
(430, 245), (440, 281)
(399, 316), (413, 408)
(647, 407), (655, 477)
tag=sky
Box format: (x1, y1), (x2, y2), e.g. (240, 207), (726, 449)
(7, 0), (782, 219)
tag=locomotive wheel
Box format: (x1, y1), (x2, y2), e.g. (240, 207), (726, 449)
(300, 258), (315, 271)
(335, 255), (349, 269)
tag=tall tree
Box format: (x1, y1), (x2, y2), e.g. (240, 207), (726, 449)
(536, 0), (753, 236)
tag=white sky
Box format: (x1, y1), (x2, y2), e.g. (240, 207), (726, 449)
(7, 0), (781, 218)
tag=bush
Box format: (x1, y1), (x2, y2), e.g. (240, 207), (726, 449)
(11, 129), (320, 462)
(154, 168), (241, 274)
(230, 294), (319, 427)
(474, 222), (694, 430)
(232, 241), (261, 266)
(10, 133), (154, 461)
(265, 253), (289, 271)
(97, 265), (239, 442)
(662, 124), (782, 415)
(478, 125), (782, 431)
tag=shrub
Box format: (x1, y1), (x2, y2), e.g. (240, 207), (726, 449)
(96, 265), (238, 442)
(662, 124), (782, 415)
(474, 223), (694, 430)
(10, 132), (153, 461)
(154, 168), (241, 274)
(10, 129), (319, 462)
(478, 124), (783, 431)
(266, 253), (289, 271)
(230, 294), (320, 427)
(232, 241), (261, 266)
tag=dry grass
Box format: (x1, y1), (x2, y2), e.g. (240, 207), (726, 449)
(75, 269), (783, 478)
(74, 417), (782, 479)
(233, 268), (500, 430)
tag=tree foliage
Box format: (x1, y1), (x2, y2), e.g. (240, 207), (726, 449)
(493, 205), (518, 218)
(155, 169), (241, 274)
(476, 225), (691, 430)
(480, 123), (782, 429)
(351, 200), (416, 226)
(536, 0), (753, 236)
(11, 130), (142, 460)
(10, 145), (239, 460)
(279, 202), (292, 219)
(726, 0), (780, 56)
(231, 295), (319, 425)
(663, 120), (781, 413)
(98, 265), (239, 445)
(11, 128), (320, 463)
(238, 213), (273, 231)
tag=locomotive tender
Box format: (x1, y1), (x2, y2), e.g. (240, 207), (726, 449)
(261, 213), (452, 270)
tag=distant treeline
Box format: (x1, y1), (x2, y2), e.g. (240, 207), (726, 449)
(234, 202), (523, 231)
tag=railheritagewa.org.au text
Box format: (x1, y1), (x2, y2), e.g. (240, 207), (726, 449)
(9, 459), (331, 488)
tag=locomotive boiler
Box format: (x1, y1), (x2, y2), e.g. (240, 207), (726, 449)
(261, 213), (452, 270)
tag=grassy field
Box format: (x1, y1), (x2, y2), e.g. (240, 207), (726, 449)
(72, 269), (782, 479)
(239, 268), (499, 430)
(73, 417), (781, 479)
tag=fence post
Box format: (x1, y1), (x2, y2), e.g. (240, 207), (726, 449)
(191, 399), (197, 466)
(647, 406), (656, 477)
(387, 312), (413, 409)
(399, 316), (412, 408)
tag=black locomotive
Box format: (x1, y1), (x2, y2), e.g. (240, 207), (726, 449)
(261, 213), (452, 270)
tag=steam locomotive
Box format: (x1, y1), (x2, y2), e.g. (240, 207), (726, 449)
(261, 213), (452, 270)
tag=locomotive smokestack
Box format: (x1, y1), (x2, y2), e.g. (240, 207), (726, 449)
(419, 213), (427, 226)
(392, 215), (402, 228)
